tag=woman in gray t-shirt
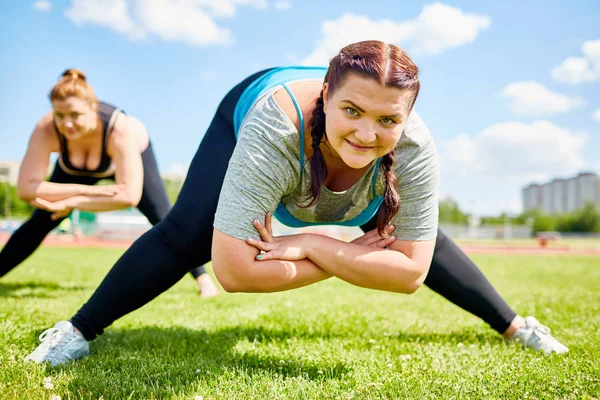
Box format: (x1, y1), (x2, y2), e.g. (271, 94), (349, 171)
(26, 41), (566, 366)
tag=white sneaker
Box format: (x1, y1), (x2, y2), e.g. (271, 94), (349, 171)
(511, 316), (568, 355)
(24, 321), (89, 366)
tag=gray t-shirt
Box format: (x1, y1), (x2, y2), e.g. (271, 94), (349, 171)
(214, 87), (439, 241)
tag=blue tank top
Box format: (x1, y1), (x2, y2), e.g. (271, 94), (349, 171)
(233, 66), (383, 228)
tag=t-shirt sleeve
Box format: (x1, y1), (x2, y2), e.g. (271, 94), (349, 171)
(390, 118), (439, 241)
(213, 121), (298, 241)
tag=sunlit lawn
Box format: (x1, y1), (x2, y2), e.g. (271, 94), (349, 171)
(1, 247), (598, 399)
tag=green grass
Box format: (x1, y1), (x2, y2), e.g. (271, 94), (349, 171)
(455, 237), (600, 250)
(1, 247), (599, 399)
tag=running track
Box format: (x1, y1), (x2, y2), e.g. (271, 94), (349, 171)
(1, 233), (598, 256)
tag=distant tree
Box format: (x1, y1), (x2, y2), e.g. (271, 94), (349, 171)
(571, 202), (600, 232)
(0, 182), (34, 218)
(438, 197), (469, 224)
(162, 178), (183, 204)
(516, 203), (600, 234)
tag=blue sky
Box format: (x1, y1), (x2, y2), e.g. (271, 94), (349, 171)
(1, 0), (598, 216)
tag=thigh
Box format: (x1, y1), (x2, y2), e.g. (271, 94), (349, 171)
(135, 143), (172, 225)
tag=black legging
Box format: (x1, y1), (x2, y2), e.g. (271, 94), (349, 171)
(0, 143), (206, 279)
(69, 69), (516, 341)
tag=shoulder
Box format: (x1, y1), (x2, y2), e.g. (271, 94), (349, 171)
(111, 114), (147, 141)
(272, 80), (322, 132)
(239, 92), (300, 146)
(393, 110), (435, 162)
(32, 112), (60, 149)
(107, 113), (149, 156)
(399, 110), (434, 148)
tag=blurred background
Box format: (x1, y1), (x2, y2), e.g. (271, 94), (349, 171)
(0, 0), (598, 249)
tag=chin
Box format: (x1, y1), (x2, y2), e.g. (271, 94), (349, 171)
(341, 154), (376, 169)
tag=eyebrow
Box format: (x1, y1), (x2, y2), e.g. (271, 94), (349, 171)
(341, 99), (403, 119)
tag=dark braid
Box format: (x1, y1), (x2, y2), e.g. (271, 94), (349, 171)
(302, 90), (327, 206)
(376, 151), (400, 236)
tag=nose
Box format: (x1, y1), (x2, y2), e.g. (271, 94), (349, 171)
(354, 122), (376, 144)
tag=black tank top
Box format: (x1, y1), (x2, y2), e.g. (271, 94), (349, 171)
(55, 101), (122, 177)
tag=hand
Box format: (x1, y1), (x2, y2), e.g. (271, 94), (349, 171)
(351, 225), (396, 248)
(245, 212), (310, 261)
(30, 198), (74, 220)
(85, 184), (124, 197)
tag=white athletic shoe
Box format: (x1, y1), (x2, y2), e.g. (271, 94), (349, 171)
(510, 316), (568, 355)
(24, 321), (89, 366)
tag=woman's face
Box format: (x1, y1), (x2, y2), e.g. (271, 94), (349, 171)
(322, 73), (414, 169)
(52, 97), (98, 140)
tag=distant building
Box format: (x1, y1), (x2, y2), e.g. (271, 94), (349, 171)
(522, 172), (600, 214)
(0, 161), (21, 185)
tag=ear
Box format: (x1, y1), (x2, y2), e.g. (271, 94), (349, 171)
(91, 102), (98, 111)
(322, 82), (329, 114)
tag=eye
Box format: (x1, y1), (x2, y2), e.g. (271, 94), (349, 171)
(71, 112), (81, 119)
(380, 117), (397, 125)
(55, 113), (64, 119)
(345, 107), (359, 116)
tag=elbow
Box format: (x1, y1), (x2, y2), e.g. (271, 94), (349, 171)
(213, 260), (264, 293)
(123, 197), (138, 208)
(16, 186), (33, 203)
(213, 260), (244, 293)
(214, 265), (242, 293)
(121, 191), (141, 208)
(402, 279), (424, 295)
(400, 266), (429, 295)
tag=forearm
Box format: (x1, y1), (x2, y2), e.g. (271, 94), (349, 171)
(67, 195), (135, 212)
(305, 234), (425, 293)
(19, 181), (89, 202)
(218, 257), (331, 293)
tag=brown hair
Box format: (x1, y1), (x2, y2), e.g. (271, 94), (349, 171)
(49, 68), (97, 105)
(307, 40), (420, 236)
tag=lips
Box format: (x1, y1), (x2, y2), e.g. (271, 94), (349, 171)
(345, 139), (375, 152)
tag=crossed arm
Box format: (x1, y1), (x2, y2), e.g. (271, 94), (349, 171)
(212, 212), (435, 294)
(17, 114), (144, 219)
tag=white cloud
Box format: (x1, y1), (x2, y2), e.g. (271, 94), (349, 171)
(163, 161), (190, 179)
(551, 38), (600, 84)
(274, 1), (291, 10)
(64, 0), (270, 46)
(502, 81), (585, 117)
(134, 0), (232, 46)
(303, 3), (490, 65)
(593, 108), (600, 122)
(66, 0), (145, 40)
(441, 120), (589, 183)
(33, 0), (52, 12)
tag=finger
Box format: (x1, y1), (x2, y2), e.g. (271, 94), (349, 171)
(246, 237), (273, 252)
(255, 251), (277, 261)
(253, 219), (273, 242)
(51, 213), (61, 221)
(376, 235), (396, 248)
(360, 231), (385, 246)
(33, 198), (51, 208)
(265, 211), (273, 236)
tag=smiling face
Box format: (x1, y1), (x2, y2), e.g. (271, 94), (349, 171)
(322, 73), (415, 169)
(52, 96), (98, 140)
